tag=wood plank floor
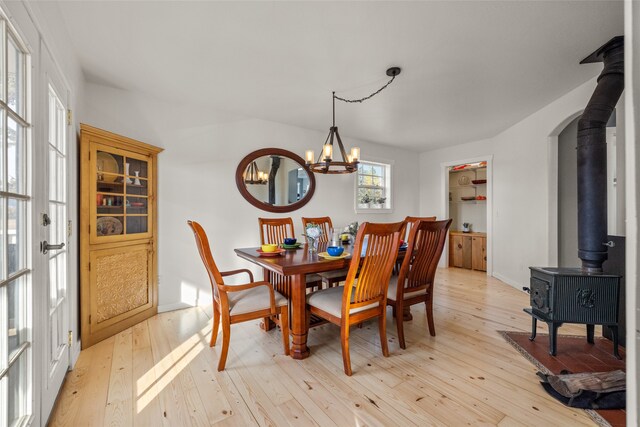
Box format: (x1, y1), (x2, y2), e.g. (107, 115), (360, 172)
(49, 268), (601, 426)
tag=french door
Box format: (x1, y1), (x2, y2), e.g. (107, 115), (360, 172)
(0, 19), (32, 427)
(39, 45), (70, 422)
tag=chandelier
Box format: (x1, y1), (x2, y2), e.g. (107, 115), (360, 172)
(243, 161), (268, 185)
(305, 67), (401, 174)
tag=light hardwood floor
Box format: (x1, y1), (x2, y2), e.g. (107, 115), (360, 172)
(49, 268), (598, 426)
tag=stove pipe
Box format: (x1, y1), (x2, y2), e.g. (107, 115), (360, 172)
(577, 36), (624, 273)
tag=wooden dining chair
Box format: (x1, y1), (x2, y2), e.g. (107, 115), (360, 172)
(187, 220), (290, 371)
(395, 216), (436, 275)
(387, 219), (452, 349)
(301, 216), (333, 243)
(301, 216), (349, 288)
(306, 221), (403, 375)
(258, 217), (323, 291)
(259, 217), (296, 245)
(399, 215), (437, 242)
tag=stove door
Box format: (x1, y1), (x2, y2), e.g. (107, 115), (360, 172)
(530, 277), (551, 315)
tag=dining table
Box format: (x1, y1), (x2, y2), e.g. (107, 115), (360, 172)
(235, 241), (407, 360)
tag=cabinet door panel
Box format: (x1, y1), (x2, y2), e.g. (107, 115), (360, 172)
(472, 237), (487, 271)
(451, 235), (464, 267)
(88, 243), (154, 339)
(462, 236), (473, 269)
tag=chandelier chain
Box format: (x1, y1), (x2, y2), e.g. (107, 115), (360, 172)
(333, 75), (396, 104)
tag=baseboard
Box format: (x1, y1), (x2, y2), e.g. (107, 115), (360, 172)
(492, 272), (523, 291)
(157, 302), (193, 313)
(70, 340), (81, 368)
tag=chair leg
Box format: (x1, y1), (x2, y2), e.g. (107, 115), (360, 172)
(341, 324), (352, 376)
(280, 307), (290, 356)
(396, 301), (406, 349)
(210, 304), (220, 347)
(218, 315), (231, 371)
(426, 293), (436, 337)
(379, 310), (390, 357)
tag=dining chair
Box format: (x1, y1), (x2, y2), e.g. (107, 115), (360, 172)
(395, 216), (436, 275)
(387, 218), (452, 349)
(306, 221), (403, 376)
(301, 216), (349, 288)
(258, 217), (323, 291)
(187, 220), (290, 371)
(259, 217), (296, 245)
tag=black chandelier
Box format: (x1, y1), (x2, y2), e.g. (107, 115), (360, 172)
(243, 161), (268, 185)
(305, 67), (401, 174)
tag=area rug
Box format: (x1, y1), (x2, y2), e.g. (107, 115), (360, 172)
(500, 331), (626, 427)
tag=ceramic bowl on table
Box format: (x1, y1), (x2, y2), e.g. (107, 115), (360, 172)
(261, 244), (278, 253)
(284, 237), (297, 245)
(327, 246), (344, 257)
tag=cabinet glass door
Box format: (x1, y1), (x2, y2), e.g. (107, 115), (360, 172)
(93, 147), (151, 241)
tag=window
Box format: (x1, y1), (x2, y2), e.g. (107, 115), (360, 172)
(1, 18), (31, 427)
(356, 160), (391, 211)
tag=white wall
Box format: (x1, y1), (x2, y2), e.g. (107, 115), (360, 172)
(557, 117), (580, 267)
(81, 82), (420, 311)
(419, 77), (600, 289)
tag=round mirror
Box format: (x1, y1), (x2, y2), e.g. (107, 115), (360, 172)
(235, 148), (316, 213)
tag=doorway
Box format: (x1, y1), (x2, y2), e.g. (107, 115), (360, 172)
(441, 156), (493, 276)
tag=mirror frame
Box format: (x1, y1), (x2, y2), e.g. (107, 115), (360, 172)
(235, 148), (316, 213)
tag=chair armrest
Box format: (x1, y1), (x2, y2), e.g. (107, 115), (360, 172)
(219, 281), (277, 314)
(220, 268), (254, 282)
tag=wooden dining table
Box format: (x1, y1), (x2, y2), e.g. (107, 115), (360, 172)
(235, 242), (407, 360)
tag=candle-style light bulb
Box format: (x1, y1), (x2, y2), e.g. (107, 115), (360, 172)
(350, 147), (360, 162)
(305, 150), (314, 164)
(347, 154), (354, 163)
(323, 144), (333, 161)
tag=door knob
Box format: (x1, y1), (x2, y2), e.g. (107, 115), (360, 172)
(41, 241), (65, 254)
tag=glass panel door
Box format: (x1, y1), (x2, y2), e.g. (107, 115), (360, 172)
(93, 148), (150, 241)
(40, 47), (70, 421)
(1, 22), (31, 427)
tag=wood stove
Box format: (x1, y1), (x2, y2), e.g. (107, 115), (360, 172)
(525, 36), (624, 359)
(525, 267), (620, 359)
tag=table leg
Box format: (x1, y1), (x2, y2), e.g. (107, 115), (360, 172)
(290, 273), (310, 359)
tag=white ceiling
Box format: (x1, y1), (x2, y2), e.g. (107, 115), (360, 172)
(53, 1), (623, 151)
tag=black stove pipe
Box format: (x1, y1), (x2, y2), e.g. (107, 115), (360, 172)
(577, 36), (624, 273)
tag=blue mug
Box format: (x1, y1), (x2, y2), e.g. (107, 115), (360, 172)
(284, 237), (297, 245)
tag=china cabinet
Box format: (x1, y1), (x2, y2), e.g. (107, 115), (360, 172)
(80, 124), (163, 348)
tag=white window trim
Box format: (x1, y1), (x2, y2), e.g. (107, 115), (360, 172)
(354, 157), (394, 214)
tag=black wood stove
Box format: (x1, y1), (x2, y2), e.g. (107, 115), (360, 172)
(525, 267), (620, 358)
(525, 37), (624, 360)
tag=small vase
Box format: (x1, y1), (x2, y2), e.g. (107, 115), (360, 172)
(306, 237), (318, 253)
(124, 163), (133, 184)
(134, 171), (142, 186)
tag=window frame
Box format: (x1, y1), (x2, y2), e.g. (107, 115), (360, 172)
(354, 158), (393, 214)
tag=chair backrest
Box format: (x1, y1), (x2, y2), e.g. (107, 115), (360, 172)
(399, 215), (436, 242)
(301, 216), (333, 243)
(259, 217), (295, 245)
(397, 219), (452, 298)
(187, 220), (223, 300)
(342, 221), (403, 317)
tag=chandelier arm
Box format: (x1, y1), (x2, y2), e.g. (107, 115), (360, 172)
(334, 128), (349, 162)
(333, 75), (396, 104)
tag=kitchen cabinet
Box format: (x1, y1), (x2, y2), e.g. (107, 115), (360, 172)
(449, 231), (486, 272)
